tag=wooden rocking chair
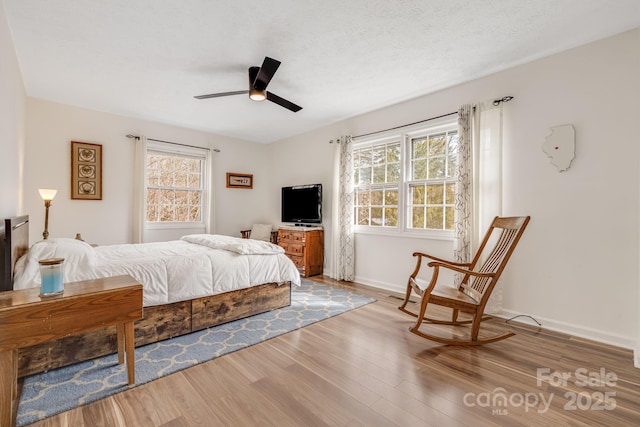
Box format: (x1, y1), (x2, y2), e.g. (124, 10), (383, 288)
(399, 216), (530, 345)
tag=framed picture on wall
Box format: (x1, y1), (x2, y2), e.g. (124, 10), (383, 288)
(71, 141), (102, 200)
(226, 172), (253, 189)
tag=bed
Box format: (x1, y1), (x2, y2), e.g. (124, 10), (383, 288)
(1, 215), (300, 377)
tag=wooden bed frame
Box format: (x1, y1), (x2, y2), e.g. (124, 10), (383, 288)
(1, 215), (292, 377)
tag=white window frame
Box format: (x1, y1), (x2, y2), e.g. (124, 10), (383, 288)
(353, 116), (457, 240)
(353, 135), (402, 230)
(145, 141), (210, 231)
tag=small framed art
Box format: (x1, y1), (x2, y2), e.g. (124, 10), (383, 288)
(71, 141), (102, 200)
(226, 172), (253, 189)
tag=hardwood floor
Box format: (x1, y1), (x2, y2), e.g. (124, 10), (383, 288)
(25, 276), (640, 426)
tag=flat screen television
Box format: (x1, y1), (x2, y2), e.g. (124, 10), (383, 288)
(281, 184), (322, 225)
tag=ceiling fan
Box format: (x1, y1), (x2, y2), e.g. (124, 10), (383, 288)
(194, 57), (302, 112)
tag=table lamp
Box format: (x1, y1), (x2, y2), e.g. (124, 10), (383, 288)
(38, 188), (57, 239)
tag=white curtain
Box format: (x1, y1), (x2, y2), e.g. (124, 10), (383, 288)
(473, 100), (504, 313)
(454, 101), (504, 313)
(132, 135), (147, 244)
(473, 100), (503, 251)
(331, 135), (355, 281)
(205, 149), (216, 234)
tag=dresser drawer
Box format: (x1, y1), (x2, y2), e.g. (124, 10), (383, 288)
(284, 243), (304, 256)
(278, 230), (306, 243)
(288, 255), (305, 270)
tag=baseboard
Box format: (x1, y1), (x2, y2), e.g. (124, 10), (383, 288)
(354, 276), (638, 360)
(354, 275), (405, 295)
(497, 308), (636, 352)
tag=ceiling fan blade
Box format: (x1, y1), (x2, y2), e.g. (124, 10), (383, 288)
(253, 57), (281, 90)
(266, 91), (302, 112)
(194, 90), (248, 99)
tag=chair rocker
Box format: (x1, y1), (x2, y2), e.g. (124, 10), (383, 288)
(399, 216), (530, 346)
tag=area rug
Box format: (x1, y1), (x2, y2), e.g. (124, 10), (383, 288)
(17, 280), (375, 426)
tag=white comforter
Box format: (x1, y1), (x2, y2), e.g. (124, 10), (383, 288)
(13, 235), (301, 307)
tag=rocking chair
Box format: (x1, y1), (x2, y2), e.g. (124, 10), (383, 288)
(399, 216), (530, 346)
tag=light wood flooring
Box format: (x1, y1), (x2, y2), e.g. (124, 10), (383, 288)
(25, 276), (640, 426)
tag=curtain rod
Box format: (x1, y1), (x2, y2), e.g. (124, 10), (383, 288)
(126, 134), (220, 152)
(351, 95), (514, 140)
(352, 111), (457, 139)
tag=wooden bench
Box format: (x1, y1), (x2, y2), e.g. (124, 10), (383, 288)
(0, 275), (143, 427)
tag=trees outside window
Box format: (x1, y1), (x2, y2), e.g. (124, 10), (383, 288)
(353, 120), (458, 234)
(145, 144), (207, 225)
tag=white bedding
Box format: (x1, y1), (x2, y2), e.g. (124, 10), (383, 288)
(13, 235), (301, 307)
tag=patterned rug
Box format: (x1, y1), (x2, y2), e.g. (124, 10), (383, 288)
(17, 280), (375, 426)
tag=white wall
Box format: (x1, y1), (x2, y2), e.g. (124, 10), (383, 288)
(23, 98), (271, 245)
(0, 1), (25, 218)
(7, 19), (639, 356)
(272, 29), (640, 351)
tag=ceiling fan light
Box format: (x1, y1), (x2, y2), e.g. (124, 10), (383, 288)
(249, 89), (266, 101)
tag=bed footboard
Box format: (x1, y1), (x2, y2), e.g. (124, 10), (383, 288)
(18, 281), (292, 377)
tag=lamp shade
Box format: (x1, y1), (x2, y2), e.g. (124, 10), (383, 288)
(38, 188), (57, 201)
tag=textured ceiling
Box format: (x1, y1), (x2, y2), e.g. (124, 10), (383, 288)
(4, 0), (640, 143)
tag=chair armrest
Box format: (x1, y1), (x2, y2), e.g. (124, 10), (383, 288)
(241, 229), (278, 244)
(412, 252), (471, 267)
(409, 252), (471, 280)
(427, 261), (495, 278)
(410, 261), (496, 297)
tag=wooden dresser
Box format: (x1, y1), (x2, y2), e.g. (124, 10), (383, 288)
(278, 226), (324, 277)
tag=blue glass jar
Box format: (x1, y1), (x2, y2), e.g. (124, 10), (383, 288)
(39, 258), (65, 296)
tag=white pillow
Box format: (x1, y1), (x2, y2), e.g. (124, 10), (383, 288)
(250, 224), (273, 241)
(13, 238), (97, 290)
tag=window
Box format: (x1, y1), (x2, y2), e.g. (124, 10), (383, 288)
(353, 119), (458, 235)
(145, 143), (208, 225)
(354, 140), (400, 227)
(407, 129), (458, 231)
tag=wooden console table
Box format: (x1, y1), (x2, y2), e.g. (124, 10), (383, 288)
(0, 275), (143, 427)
